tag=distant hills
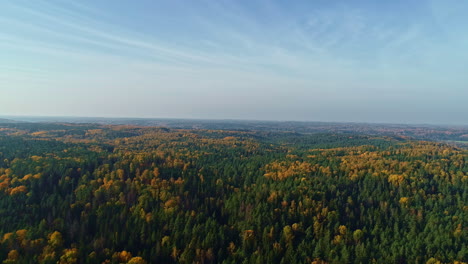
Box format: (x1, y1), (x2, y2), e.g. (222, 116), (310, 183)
(0, 116), (467, 144)
(0, 118), (20, 123)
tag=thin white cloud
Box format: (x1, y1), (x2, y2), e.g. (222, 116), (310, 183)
(1, 0), (467, 123)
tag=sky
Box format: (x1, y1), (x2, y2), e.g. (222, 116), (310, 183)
(1, 0), (467, 124)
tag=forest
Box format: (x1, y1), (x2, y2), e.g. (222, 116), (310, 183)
(0, 121), (466, 263)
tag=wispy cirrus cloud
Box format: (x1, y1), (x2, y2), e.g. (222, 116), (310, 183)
(1, 0), (467, 123)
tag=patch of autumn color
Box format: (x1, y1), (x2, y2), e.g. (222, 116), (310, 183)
(2, 233), (13, 243)
(399, 197), (409, 205)
(161, 236), (170, 246)
(116, 169), (125, 180)
(116, 250), (132, 262)
(322, 142), (467, 183)
(48, 231), (63, 248)
(283, 225), (294, 244)
(15, 229), (27, 242)
(101, 178), (115, 190)
(332, 235), (342, 245)
(58, 248), (78, 264)
(0, 128), (15, 132)
(453, 224), (462, 238)
(173, 177), (184, 185)
(273, 242), (282, 253)
(338, 225), (347, 235)
(164, 199), (177, 209)
(31, 155), (42, 161)
(39, 246), (57, 263)
(228, 242), (236, 255)
(128, 256), (147, 264)
(286, 154), (300, 159)
(292, 223), (301, 232)
(388, 174), (405, 186)
(31, 131), (48, 136)
(267, 191), (279, 202)
(243, 230), (255, 241)
(426, 257), (442, 264)
(145, 213), (152, 223)
(85, 129), (103, 135)
(320, 166), (332, 177)
(152, 167), (160, 178)
(264, 161), (314, 180)
(21, 174), (32, 181)
(6, 250), (19, 261)
(0, 175), (9, 191)
(9, 185), (27, 195)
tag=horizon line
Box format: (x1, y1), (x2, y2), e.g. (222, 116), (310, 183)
(1, 114), (467, 128)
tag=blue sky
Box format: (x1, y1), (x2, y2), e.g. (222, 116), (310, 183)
(1, 0), (467, 124)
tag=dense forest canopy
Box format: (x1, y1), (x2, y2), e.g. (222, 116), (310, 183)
(0, 121), (466, 263)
